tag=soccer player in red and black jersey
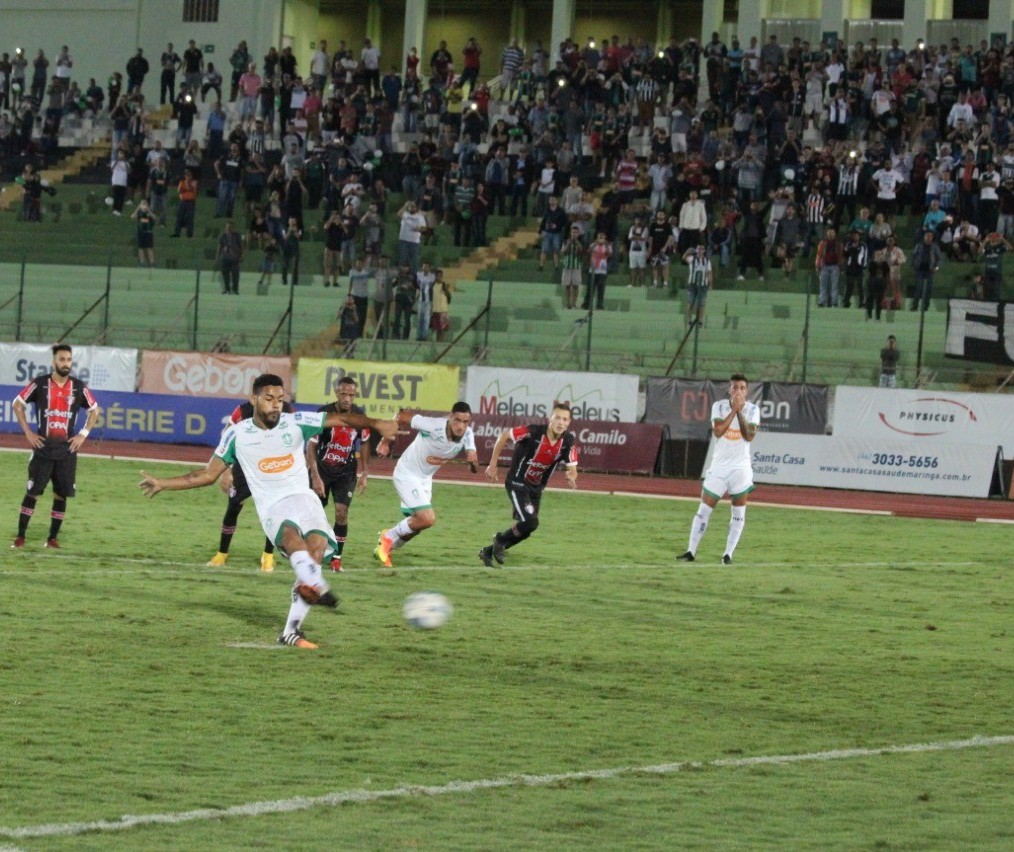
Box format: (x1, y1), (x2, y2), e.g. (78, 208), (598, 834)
(306, 376), (371, 572)
(205, 396), (294, 572)
(12, 343), (100, 549)
(479, 401), (578, 567)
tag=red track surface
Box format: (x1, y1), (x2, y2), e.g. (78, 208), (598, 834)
(4, 435), (1011, 524)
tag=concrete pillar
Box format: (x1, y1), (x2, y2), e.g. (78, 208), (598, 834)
(821, 0), (845, 45)
(902, 0), (931, 49)
(700, 0), (724, 46)
(550, 0), (576, 62)
(988, 0), (1014, 46)
(510, 0), (527, 45)
(736, 0), (765, 46)
(403, 0), (427, 75)
(366, 0), (383, 52)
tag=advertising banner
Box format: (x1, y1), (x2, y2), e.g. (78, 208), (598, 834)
(138, 351), (292, 398)
(645, 377), (829, 439)
(465, 366), (639, 423)
(0, 385), (286, 446)
(833, 386), (1014, 457)
(737, 432), (998, 498)
(297, 358), (459, 416)
(389, 414), (664, 475)
(945, 299), (1014, 365)
(0, 342), (137, 392)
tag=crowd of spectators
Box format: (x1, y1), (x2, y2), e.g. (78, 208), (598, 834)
(5, 25), (1014, 323)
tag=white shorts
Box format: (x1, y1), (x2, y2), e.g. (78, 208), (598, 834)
(393, 470), (434, 513)
(258, 490), (337, 555)
(702, 466), (755, 500)
(629, 249), (647, 270)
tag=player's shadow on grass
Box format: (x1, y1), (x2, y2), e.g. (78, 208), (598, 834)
(205, 601), (286, 631)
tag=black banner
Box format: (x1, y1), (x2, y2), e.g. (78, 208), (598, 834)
(945, 300), (1014, 365)
(645, 378), (829, 440)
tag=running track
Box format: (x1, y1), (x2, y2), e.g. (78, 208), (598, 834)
(5, 435), (1010, 524)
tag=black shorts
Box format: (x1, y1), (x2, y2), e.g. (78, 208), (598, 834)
(27, 440), (77, 498)
(505, 481), (543, 523)
(318, 465), (357, 508)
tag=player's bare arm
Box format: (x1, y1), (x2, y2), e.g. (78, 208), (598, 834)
(306, 437), (325, 497)
(324, 410), (398, 441)
(12, 399), (44, 449)
(356, 440), (370, 494)
(712, 408), (739, 439)
(69, 404), (101, 453)
(139, 456), (229, 498)
(565, 463), (578, 489)
(485, 429), (513, 481)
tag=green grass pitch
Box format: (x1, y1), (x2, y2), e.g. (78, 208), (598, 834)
(0, 451), (1011, 850)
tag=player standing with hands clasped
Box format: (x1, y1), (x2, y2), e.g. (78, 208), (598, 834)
(677, 374), (761, 565)
(374, 403), (479, 567)
(140, 374), (396, 649)
(479, 401), (578, 567)
(12, 343), (100, 549)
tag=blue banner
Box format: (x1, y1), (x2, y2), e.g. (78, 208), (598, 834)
(0, 385), (316, 446)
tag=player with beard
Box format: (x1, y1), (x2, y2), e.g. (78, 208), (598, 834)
(307, 376), (371, 572)
(479, 402), (578, 566)
(12, 344), (100, 549)
(205, 397), (295, 572)
(140, 374), (397, 649)
(374, 403), (479, 567)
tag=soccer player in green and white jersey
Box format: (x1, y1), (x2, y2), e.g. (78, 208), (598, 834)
(676, 373), (761, 565)
(373, 402), (479, 567)
(140, 374), (397, 649)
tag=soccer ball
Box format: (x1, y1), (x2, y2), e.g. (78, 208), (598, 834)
(402, 591), (452, 630)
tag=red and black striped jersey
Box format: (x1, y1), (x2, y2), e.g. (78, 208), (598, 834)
(506, 424), (578, 490)
(313, 403), (369, 470)
(16, 374), (98, 441)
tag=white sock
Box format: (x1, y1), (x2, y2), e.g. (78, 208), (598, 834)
(725, 505), (746, 557)
(389, 518), (414, 550)
(289, 549), (323, 587)
(283, 590), (311, 636)
(687, 503), (713, 555)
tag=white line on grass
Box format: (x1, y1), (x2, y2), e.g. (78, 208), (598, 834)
(1, 734), (1010, 840)
(0, 553), (985, 577)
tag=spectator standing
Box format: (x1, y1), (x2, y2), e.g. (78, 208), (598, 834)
(109, 149), (129, 215)
(843, 230), (868, 309)
(415, 262), (436, 340)
(885, 235), (907, 309)
(229, 41), (252, 101)
(678, 189), (707, 252)
(560, 225), (585, 309)
(348, 257), (372, 338)
(582, 231), (612, 310)
(182, 41), (203, 94)
(171, 168), (198, 238)
(216, 220), (244, 294)
(538, 195), (568, 271)
(430, 269), (453, 341)
(879, 335), (900, 386)
(909, 230), (942, 311)
(361, 39), (381, 96)
(131, 198), (156, 268)
(814, 226), (843, 307)
(280, 217), (302, 286)
(682, 243), (713, 326)
(126, 49), (149, 94)
(397, 201), (427, 272)
(160, 43), (181, 105)
(979, 231), (1013, 299)
(392, 264), (416, 339)
(866, 247), (890, 321)
(461, 38), (482, 94)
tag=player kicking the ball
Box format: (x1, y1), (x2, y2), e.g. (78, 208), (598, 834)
(373, 403), (479, 567)
(677, 373), (761, 565)
(140, 373), (396, 649)
(479, 401), (578, 566)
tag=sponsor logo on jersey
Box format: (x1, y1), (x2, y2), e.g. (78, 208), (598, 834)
(258, 453), (295, 474)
